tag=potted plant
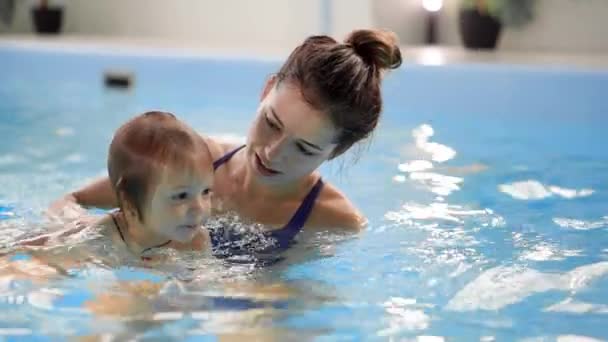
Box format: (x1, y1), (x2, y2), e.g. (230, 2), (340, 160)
(458, 0), (536, 50)
(31, 0), (64, 34)
(0, 0), (16, 28)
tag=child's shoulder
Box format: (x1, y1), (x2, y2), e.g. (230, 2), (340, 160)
(93, 213), (122, 242)
(93, 213), (114, 229)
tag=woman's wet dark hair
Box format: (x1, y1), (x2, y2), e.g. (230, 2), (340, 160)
(275, 29), (402, 158)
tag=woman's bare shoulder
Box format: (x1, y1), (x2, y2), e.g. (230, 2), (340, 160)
(203, 135), (245, 160)
(306, 182), (367, 232)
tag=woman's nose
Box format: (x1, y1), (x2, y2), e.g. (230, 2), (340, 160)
(264, 135), (287, 163)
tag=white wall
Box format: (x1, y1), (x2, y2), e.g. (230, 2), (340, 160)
(395, 0), (608, 53)
(2, 0), (608, 53)
(71, 0), (326, 48)
(330, 0), (373, 40)
(371, 0), (427, 45)
(0, 0), (371, 47)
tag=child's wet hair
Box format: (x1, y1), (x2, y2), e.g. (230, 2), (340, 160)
(107, 111), (211, 221)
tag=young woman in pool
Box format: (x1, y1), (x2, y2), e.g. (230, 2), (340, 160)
(52, 28), (403, 257)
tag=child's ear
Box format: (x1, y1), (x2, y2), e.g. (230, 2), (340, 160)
(121, 195), (137, 218)
(115, 179), (138, 219)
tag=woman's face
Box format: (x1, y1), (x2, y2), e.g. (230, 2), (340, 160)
(246, 79), (338, 186)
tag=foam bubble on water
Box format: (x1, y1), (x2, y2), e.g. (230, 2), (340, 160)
(385, 202), (491, 224)
(153, 312), (185, 321)
(387, 297), (418, 306)
(0, 154), (26, 166)
(446, 262), (608, 311)
(398, 160), (434, 173)
(446, 266), (562, 311)
(563, 249), (584, 257)
(0, 328), (32, 336)
(499, 180), (594, 200)
(553, 217), (608, 230)
(38, 163), (57, 171)
(556, 336), (604, 342)
(27, 288), (64, 311)
(0, 209), (15, 220)
(449, 262), (472, 278)
(393, 175), (407, 183)
(55, 127), (74, 137)
(549, 186), (594, 199)
(409, 172), (463, 196)
(520, 243), (582, 261)
(64, 154), (84, 163)
(379, 336), (445, 342)
(416, 337), (445, 342)
(544, 297), (608, 314)
(395, 125), (467, 198)
(483, 215), (506, 228)
(498, 180), (552, 200)
(519, 338), (551, 342)
(24, 148), (46, 158)
(412, 124), (456, 163)
(378, 297), (431, 336)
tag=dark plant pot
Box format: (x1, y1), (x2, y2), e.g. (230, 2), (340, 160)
(458, 8), (502, 50)
(31, 7), (63, 34)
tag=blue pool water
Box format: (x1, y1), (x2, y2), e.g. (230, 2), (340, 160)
(1, 44), (608, 340)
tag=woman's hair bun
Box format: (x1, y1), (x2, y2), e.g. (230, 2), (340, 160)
(345, 29), (402, 70)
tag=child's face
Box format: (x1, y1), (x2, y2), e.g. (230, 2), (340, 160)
(142, 164), (213, 243)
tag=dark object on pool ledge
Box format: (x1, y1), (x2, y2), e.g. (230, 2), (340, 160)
(0, 0), (16, 26)
(104, 70), (135, 89)
(458, 8), (502, 50)
(31, 0), (63, 34)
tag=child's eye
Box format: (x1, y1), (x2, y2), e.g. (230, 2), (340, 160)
(172, 192), (189, 200)
(202, 188), (211, 196)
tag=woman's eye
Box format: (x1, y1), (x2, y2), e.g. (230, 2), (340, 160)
(172, 192), (189, 200)
(202, 188), (211, 196)
(296, 143), (314, 156)
(265, 116), (279, 131)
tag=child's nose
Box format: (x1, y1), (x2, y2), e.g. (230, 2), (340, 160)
(189, 195), (209, 217)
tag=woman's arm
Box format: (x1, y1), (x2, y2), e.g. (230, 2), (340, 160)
(72, 177), (118, 208)
(307, 183), (367, 232)
(49, 177), (118, 216)
(17, 214), (107, 248)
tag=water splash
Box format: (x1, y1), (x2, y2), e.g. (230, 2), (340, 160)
(412, 124), (456, 163)
(377, 297), (433, 336)
(498, 180), (594, 200)
(553, 217), (608, 230)
(446, 262), (608, 311)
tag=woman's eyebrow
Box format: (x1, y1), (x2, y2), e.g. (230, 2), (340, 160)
(269, 107), (284, 128)
(270, 106), (322, 151)
(298, 139), (322, 151)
